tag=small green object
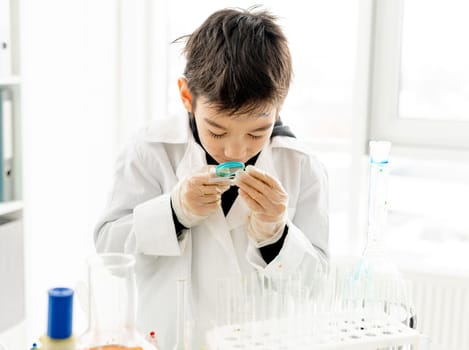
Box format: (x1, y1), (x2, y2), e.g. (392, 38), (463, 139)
(216, 161), (245, 177)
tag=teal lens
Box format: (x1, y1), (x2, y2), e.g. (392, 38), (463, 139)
(215, 161), (245, 177)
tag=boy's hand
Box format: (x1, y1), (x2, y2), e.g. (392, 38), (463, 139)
(236, 165), (288, 247)
(171, 167), (230, 228)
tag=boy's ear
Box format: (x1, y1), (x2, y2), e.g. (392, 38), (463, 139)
(178, 77), (193, 113)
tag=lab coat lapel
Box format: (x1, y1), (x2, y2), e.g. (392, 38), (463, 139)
(204, 207), (240, 273)
(175, 139), (206, 180)
(175, 139), (239, 269)
(225, 143), (278, 230)
(252, 142), (279, 181)
(225, 196), (249, 231)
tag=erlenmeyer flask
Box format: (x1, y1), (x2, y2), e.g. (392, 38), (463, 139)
(350, 141), (415, 326)
(76, 253), (159, 350)
(360, 141), (398, 278)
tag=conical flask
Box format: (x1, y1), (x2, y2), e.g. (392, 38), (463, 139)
(76, 253), (159, 350)
(349, 141), (415, 326)
(361, 141), (398, 275)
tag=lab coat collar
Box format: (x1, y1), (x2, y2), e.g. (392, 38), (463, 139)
(143, 112), (191, 144)
(143, 112), (313, 157)
(146, 112), (290, 183)
(175, 138), (207, 181)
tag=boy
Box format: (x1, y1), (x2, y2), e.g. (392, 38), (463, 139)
(94, 7), (329, 349)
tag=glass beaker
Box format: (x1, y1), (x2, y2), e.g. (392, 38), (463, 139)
(76, 253), (158, 350)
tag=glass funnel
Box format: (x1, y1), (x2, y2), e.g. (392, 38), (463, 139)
(76, 253), (158, 350)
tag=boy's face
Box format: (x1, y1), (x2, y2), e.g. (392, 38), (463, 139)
(193, 97), (277, 164)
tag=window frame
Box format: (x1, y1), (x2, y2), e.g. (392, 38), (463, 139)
(369, 0), (469, 152)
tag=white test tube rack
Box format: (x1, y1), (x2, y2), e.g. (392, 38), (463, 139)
(206, 313), (424, 350)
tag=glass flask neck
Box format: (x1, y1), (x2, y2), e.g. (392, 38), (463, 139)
(365, 141), (391, 254)
(87, 254), (137, 335)
(77, 253), (159, 350)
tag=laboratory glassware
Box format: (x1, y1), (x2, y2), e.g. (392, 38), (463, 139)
(76, 253), (158, 350)
(208, 161), (245, 183)
(173, 279), (189, 350)
(350, 141), (415, 327)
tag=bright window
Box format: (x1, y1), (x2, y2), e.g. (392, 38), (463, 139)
(368, 0), (469, 256)
(399, 0), (469, 122)
(369, 0), (469, 149)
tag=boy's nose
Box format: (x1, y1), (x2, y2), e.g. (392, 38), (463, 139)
(224, 142), (246, 161)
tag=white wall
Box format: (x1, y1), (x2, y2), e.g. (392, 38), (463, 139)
(18, 0), (469, 347)
(21, 0), (118, 342)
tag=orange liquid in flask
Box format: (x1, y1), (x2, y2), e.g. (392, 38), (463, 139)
(88, 346), (143, 350)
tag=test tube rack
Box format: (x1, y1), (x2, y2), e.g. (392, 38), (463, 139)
(206, 313), (424, 350)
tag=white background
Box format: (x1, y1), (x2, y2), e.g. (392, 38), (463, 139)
(12, 0), (469, 345)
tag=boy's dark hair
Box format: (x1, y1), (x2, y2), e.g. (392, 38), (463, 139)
(178, 7), (292, 115)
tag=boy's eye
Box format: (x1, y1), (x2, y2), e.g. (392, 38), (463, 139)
(209, 131), (226, 138)
(248, 134), (263, 139)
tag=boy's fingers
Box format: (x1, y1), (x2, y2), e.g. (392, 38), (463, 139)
(239, 189), (263, 212)
(237, 171), (286, 205)
(245, 165), (280, 189)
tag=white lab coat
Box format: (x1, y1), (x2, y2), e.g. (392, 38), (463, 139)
(94, 112), (329, 350)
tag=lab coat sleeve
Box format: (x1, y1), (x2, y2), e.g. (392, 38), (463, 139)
(246, 154), (329, 274)
(94, 139), (185, 256)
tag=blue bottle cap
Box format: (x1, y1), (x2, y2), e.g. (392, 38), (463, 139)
(47, 287), (74, 339)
